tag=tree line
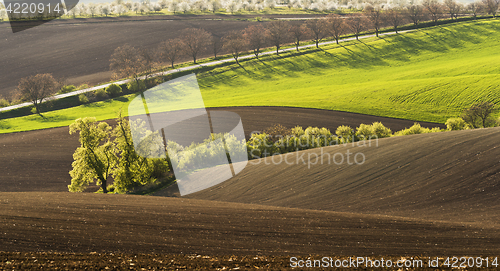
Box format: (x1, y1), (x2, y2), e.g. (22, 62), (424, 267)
(110, 0), (499, 82)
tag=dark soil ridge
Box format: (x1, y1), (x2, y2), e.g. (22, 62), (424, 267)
(186, 126), (500, 226)
(1, 192), (499, 256)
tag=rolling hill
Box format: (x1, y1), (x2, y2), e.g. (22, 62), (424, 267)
(186, 126), (500, 227)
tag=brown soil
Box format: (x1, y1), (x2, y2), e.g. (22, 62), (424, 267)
(0, 14), (323, 98)
(0, 107), (497, 269)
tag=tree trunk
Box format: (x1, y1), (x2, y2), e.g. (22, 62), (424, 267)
(316, 40), (319, 48)
(101, 178), (108, 193)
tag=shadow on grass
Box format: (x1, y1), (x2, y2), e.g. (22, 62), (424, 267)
(26, 114), (73, 123)
(0, 121), (12, 130)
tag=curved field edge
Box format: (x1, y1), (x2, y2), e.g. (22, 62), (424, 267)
(1, 19), (499, 134)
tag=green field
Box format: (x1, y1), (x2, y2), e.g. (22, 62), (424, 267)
(1, 19), (499, 134)
(198, 19), (500, 122)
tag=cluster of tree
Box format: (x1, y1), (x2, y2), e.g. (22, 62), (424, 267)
(68, 116), (169, 194)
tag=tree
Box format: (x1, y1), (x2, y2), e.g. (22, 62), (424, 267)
(482, 0), (500, 17)
(111, 116), (169, 193)
(68, 116), (169, 194)
(290, 24), (309, 51)
(110, 44), (144, 82)
(347, 15), (367, 40)
(210, 35), (224, 58)
(306, 19), (328, 48)
(461, 101), (499, 128)
(406, 4), (425, 26)
(181, 28), (211, 64)
(365, 5), (384, 37)
(223, 31), (246, 63)
(68, 117), (115, 193)
(169, 1), (179, 14)
(467, 2), (483, 18)
(326, 14), (345, 44)
(422, 0), (443, 24)
(208, 0), (221, 13)
(243, 25), (266, 58)
(159, 38), (183, 68)
(444, 0), (461, 19)
(386, 8), (404, 33)
(266, 20), (290, 55)
(140, 48), (158, 80)
(18, 73), (59, 117)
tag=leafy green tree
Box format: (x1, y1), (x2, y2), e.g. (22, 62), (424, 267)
(68, 117), (115, 193)
(111, 117), (169, 193)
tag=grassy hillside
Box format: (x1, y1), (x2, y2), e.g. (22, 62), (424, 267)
(1, 19), (499, 133)
(198, 19), (500, 123)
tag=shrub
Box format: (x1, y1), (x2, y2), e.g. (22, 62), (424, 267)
(336, 125), (354, 143)
(127, 80), (146, 92)
(263, 124), (292, 143)
(94, 88), (108, 99)
(355, 123), (372, 140)
(246, 133), (275, 158)
(78, 93), (89, 104)
(0, 98), (9, 108)
(105, 84), (122, 96)
(356, 122), (392, 140)
(58, 85), (77, 94)
(394, 123), (441, 136)
(76, 84), (90, 90)
(371, 122), (392, 138)
(445, 117), (469, 130)
(119, 83), (128, 93)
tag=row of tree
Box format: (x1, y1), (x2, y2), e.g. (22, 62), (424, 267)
(2, 0), (499, 21)
(110, 0), (499, 81)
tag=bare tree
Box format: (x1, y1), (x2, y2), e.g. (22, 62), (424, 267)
(266, 20), (290, 55)
(386, 8), (404, 33)
(347, 15), (367, 40)
(140, 48), (158, 80)
(306, 19), (328, 48)
(444, 0), (461, 19)
(290, 24), (309, 51)
(365, 5), (384, 37)
(406, 4), (425, 27)
(467, 1), (483, 18)
(243, 25), (266, 58)
(110, 44), (144, 82)
(326, 14), (346, 44)
(181, 28), (211, 64)
(422, 0), (443, 24)
(159, 38), (183, 68)
(223, 31), (246, 64)
(18, 73), (59, 117)
(210, 35), (224, 58)
(482, 0), (500, 17)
